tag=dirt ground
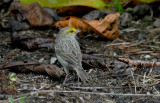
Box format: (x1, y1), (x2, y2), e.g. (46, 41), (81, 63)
(1, 1), (160, 103)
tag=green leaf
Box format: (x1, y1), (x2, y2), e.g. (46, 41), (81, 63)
(13, 85), (17, 91)
(10, 73), (15, 78)
(8, 97), (14, 103)
(114, 0), (124, 14)
(20, 94), (27, 103)
(10, 78), (16, 81)
(20, 0), (107, 10)
(136, 0), (158, 3)
(9, 73), (16, 81)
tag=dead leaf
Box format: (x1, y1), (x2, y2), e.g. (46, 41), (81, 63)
(1, 61), (38, 68)
(11, 31), (55, 49)
(118, 58), (160, 68)
(30, 64), (64, 78)
(0, 61), (64, 78)
(54, 13), (120, 40)
(10, 2), (54, 26)
(45, 64), (64, 78)
(9, 18), (30, 31)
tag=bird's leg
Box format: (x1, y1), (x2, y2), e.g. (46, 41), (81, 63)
(63, 67), (69, 85)
(63, 74), (69, 85)
(78, 76), (80, 87)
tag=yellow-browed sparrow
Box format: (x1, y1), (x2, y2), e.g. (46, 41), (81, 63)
(54, 27), (88, 84)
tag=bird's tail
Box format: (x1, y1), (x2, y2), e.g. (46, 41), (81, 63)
(74, 65), (88, 81)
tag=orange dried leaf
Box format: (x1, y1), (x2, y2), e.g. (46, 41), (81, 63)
(54, 13), (120, 40)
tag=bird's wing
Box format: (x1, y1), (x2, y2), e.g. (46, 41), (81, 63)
(55, 39), (82, 65)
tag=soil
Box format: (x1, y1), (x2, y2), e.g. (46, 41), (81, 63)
(0, 2), (160, 103)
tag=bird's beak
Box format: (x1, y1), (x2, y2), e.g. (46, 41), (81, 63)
(75, 29), (81, 34)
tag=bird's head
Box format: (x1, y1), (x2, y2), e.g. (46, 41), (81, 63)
(59, 27), (81, 37)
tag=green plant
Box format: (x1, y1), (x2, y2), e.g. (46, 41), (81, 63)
(8, 97), (14, 103)
(9, 73), (16, 82)
(20, 94), (27, 103)
(20, 0), (124, 13)
(20, 0), (107, 10)
(8, 73), (17, 91)
(8, 94), (27, 103)
(114, 0), (124, 13)
(105, 0), (124, 13)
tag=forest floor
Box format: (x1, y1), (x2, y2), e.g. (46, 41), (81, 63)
(0, 1), (160, 103)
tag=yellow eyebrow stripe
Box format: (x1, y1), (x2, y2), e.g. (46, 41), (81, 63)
(67, 28), (77, 32)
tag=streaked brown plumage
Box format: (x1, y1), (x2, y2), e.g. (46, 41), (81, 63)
(54, 27), (88, 83)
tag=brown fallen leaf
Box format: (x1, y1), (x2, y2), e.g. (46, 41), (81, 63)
(9, 18), (30, 31)
(11, 31), (55, 49)
(118, 58), (160, 68)
(1, 61), (38, 69)
(0, 61), (64, 78)
(54, 13), (120, 40)
(12, 37), (55, 49)
(10, 2), (54, 26)
(44, 64), (64, 78)
(27, 64), (64, 78)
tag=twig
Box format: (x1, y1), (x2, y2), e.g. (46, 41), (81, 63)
(92, 54), (120, 58)
(131, 70), (137, 94)
(82, 54), (105, 60)
(98, 74), (127, 79)
(3, 88), (160, 103)
(82, 60), (96, 68)
(65, 86), (142, 90)
(143, 72), (147, 86)
(106, 42), (130, 47)
(118, 58), (160, 68)
(136, 51), (154, 54)
(66, 86), (113, 90)
(153, 86), (159, 94)
(29, 90), (160, 97)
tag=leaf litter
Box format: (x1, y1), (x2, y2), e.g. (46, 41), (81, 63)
(1, 1), (160, 103)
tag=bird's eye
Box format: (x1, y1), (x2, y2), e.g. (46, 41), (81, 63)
(70, 30), (74, 33)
